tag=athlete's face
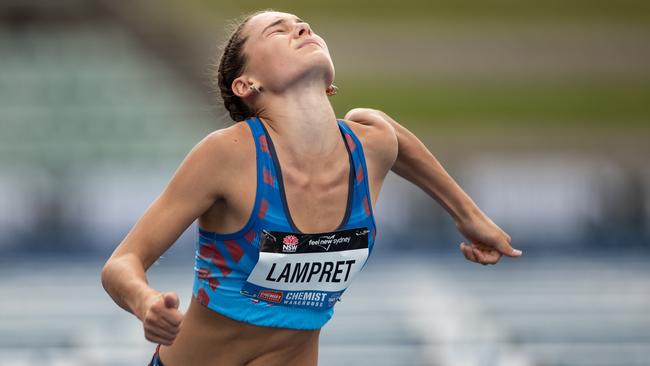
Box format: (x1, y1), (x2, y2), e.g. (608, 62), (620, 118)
(241, 12), (334, 92)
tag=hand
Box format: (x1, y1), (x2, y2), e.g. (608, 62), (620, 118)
(141, 291), (184, 345)
(456, 212), (522, 265)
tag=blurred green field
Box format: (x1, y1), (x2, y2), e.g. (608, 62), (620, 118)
(183, 0), (650, 23)
(331, 77), (650, 133)
(158, 0), (650, 136)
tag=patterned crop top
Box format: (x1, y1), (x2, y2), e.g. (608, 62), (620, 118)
(192, 116), (377, 330)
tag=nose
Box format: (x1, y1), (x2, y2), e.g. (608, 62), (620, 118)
(294, 22), (312, 38)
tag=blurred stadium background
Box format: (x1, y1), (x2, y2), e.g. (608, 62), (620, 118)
(1, 0), (649, 365)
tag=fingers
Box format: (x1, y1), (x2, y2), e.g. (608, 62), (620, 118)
(460, 242), (478, 263)
(143, 313), (180, 345)
(143, 311), (182, 345)
(497, 232), (522, 257)
(145, 321), (178, 340)
(160, 309), (184, 328)
(474, 247), (493, 265)
(163, 292), (180, 309)
(460, 242), (502, 265)
(142, 293), (184, 346)
(472, 246), (491, 265)
(144, 325), (178, 345)
(158, 296), (183, 326)
(145, 308), (182, 332)
(500, 244), (523, 257)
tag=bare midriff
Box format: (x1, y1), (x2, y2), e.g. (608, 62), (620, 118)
(158, 296), (321, 366)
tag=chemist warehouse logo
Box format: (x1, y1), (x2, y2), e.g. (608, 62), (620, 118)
(282, 235), (299, 253)
(309, 234), (351, 251)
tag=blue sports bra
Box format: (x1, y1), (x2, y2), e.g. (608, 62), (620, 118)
(191, 116), (377, 330)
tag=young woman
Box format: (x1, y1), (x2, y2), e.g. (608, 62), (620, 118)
(101, 9), (522, 366)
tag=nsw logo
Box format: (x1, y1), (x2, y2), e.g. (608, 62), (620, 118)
(282, 235), (299, 253)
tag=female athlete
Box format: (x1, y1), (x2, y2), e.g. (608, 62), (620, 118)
(101, 9), (522, 366)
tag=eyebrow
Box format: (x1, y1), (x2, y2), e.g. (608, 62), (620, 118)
(261, 17), (305, 36)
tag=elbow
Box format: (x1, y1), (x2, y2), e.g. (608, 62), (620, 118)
(100, 259), (113, 293)
(100, 254), (122, 293)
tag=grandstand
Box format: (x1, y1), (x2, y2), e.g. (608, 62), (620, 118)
(0, 1), (218, 252)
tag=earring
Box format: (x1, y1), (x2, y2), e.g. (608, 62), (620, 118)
(249, 85), (261, 94)
(326, 84), (338, 96)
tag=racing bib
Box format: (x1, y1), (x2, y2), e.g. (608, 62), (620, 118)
(240, 227), (369, 310)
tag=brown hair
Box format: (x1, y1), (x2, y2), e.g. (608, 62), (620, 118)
(211, 9), (275, 122)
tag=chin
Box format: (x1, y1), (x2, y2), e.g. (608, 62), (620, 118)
(309, 56), (335, 78)
(273, 59), (334, 88)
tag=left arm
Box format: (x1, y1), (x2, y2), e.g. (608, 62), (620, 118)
(344, 108), (523, 264)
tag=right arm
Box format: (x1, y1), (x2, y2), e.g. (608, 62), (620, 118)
(100, 128), (236, 341)
(344, 108), (521, 264)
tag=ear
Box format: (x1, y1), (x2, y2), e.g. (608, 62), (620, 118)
(232, 77), (256, 99)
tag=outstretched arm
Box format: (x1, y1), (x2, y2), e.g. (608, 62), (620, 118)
(344, 108), (523, 264)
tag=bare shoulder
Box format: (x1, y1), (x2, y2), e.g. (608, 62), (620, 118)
(173, 121), (255, 200)
(341, 108), (398, 171)
(193, 121), (255, 168)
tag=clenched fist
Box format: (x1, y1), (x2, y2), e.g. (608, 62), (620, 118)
(456, 211), (522, 265)
(141, 292), (184, 345)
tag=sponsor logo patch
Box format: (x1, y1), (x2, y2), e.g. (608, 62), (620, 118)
(258, 290), (283, 303)
(282, 235), (299, 253)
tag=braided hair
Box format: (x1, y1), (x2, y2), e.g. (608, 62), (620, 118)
(211, 9), (275, 122)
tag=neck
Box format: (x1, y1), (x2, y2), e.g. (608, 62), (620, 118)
(255, 79), (341, 169)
